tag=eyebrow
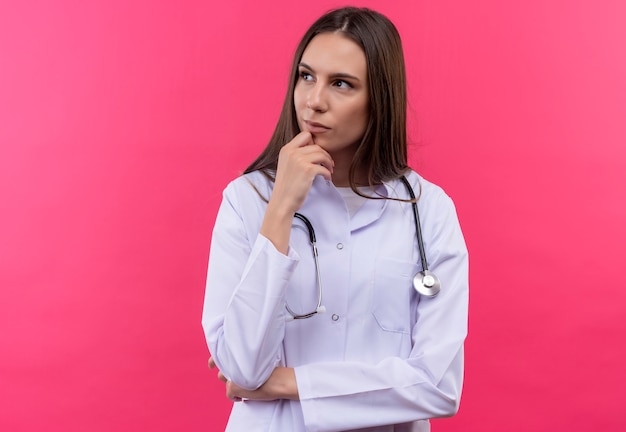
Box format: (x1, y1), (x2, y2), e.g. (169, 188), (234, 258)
(298, 62), (361, 81)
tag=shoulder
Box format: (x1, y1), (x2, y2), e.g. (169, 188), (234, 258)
(410, 172), (467, 257)
(223, 171), (273, 201)
(388, 170), (454, 208)
(217, 171), (276, 225)
(402, 170), (463, 233)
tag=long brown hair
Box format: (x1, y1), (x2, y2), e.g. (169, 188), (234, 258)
(244, 7), (409, 191)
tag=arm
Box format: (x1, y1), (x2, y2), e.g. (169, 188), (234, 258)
(202, 183), (298, 389)
(210, 357), (299, 402)
(202, 132), (334, 390)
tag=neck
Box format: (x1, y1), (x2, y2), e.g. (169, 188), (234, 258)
(331, 161), (367, 188)
(331, 174), (351, 187)
(328, 146), (367, 187)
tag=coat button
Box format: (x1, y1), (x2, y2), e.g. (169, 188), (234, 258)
(332, 314), (340, 321)
(336, 243), (344, 250)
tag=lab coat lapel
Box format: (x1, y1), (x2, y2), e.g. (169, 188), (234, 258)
(349, 183), (389, 232)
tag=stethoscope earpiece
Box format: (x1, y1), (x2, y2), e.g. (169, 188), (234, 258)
(413, 270), (441, 298)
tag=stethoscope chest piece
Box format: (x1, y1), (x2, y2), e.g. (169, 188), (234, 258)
(413, 270), (441, 297)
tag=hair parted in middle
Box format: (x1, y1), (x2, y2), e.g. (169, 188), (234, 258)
(245, 7), (409, 191)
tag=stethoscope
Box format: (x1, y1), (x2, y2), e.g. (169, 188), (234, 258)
(286, 175), (441, 320)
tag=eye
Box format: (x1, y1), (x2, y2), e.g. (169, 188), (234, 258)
(333, 80), (353, 89)
(299, 71), (314, 81)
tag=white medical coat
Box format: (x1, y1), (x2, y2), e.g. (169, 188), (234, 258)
(202, 170), (469, 432)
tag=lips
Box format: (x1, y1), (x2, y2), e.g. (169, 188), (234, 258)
(304, 120), (330, 133)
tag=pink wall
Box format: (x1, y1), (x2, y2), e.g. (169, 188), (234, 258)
(1, 1), (625, 431)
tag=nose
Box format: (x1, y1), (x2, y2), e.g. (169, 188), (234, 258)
(306, 82), (328, 113)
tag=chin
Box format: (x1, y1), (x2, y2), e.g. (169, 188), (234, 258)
(311, 135), (331, 148)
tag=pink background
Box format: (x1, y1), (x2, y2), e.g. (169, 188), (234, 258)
(1, 0), (625, 431)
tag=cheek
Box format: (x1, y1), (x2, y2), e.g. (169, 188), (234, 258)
(349, 103), (369, 133)
(293, 92), (305, 128)
(293, 86), (306, 111)
(338, 110), (368, 143)
(349, 96), (368, 122)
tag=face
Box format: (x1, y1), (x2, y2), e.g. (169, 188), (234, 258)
(294, 32), (369, 161)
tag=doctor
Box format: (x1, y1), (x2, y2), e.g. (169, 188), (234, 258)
(202, 7), (469, 431)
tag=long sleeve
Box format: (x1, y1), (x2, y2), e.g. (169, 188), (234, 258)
(202, 178), (299, 390)
(295, 190), (469, 432)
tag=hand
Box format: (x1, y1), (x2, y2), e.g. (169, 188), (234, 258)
(271, 131), (334, 216)
(260, 132), (334, 254)
(208, 357), (299, 402)
(209, 357), (244, 402)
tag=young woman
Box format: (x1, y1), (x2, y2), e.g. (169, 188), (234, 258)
(202, 7), (468, 431)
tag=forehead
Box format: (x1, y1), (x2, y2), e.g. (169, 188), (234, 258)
(300, 32), (366, 77)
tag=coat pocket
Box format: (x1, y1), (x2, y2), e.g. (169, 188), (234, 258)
(371, 257), (419, 334)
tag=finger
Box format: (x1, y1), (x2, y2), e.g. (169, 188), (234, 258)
(217, 371), (228, 383)
(303, 149), (335, 174)
(208, 357), (216, 369)
(287, 145), (335, 175)
(226, 382), (242, 402)
(296, 143), (334, 163)
(284, 131), (314, 149)
(226, 383), (239, 402)
(307, 163), (333, 181)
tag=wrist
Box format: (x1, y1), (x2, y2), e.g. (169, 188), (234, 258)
(265, 199), (296, 220)
(260, 203), (294, 255)
(270, 367), (299, 401)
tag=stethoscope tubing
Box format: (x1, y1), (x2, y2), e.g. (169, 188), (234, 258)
(286, 175), (440, 320)
(289, 213), (325, 319)
(399, 176), (429, 273)
(400, 175), (441, 297)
